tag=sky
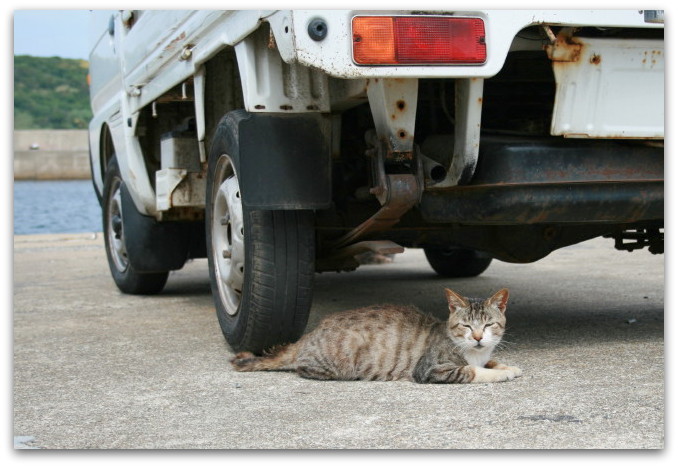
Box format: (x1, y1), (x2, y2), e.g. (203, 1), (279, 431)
(13, 10), (90, 60)
(13, 10), (91, 60)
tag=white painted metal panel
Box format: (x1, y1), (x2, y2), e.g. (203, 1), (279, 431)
(88, 10), (120, 114)
(550, 38), (664, 139)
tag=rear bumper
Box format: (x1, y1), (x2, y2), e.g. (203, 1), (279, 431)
(419, 136), (663, 225)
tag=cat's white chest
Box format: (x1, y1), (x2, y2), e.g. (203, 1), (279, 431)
(464, 347), (493, 368)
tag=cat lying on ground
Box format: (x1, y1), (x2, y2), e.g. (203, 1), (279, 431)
(231, 288), (522, 384)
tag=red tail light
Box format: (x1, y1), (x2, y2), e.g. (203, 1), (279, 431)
(352, 16), (486, 65)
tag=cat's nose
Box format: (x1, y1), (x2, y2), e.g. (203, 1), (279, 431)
(473, 335), (483, 342)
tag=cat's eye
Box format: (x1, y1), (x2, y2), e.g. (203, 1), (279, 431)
(462, 325), (473, 330)
(484, 323), (496, 328)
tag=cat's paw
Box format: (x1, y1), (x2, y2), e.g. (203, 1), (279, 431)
(504, 366), (523, 378)
(230, 351), (257, 371)
(472, 366), (521, 383)
(231, 351), (255, 362)
(488, 362), (523, 378)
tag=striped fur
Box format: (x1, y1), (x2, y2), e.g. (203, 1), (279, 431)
(230, 288), (522, 384)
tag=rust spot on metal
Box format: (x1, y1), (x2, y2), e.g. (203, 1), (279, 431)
(164, 31), (187, 53)
(477, 97), (483, 104)
(332, 173), (419, 250)
(590, 54), (601, 65)
(396, 100), (406, 111)
(545, 32), (583, 63)
(268, 29), (277, 50)
(386, 150), (413, 164)
(280, 105), (293, 111)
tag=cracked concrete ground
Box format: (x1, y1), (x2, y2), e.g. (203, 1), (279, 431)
(13, 233), (663, 449)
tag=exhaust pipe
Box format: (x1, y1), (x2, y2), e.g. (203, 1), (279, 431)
(419, 153), (447, 184)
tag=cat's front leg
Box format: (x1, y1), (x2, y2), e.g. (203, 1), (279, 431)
(414, 363), (519, 384)
(485, 360), (523, 378)
(470, 366), (517, 383)
(413, 363), (476, 384)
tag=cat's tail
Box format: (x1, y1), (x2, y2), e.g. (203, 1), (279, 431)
(230, 342), (300, 372)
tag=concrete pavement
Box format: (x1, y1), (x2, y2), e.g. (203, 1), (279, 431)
(13, 233), (664, 449)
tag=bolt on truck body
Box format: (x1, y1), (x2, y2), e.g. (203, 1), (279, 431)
(88, 10), (664, 352)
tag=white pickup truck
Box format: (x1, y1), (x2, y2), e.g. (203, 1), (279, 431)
(88, 10), (664, 353)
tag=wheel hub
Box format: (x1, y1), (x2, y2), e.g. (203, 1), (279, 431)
(107, 178), (129, 272)
(212, 155), (245, 316)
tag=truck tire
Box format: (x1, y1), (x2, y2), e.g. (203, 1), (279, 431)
(206, 115), (315, 353)
(102, 158), (169, 294)
(423, 246), (493, 278)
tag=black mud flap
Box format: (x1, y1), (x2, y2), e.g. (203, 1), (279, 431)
(120, 184), (191, 272)
(215, 110), (332, 210)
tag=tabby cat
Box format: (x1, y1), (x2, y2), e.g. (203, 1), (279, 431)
(231, 288), (522, 384)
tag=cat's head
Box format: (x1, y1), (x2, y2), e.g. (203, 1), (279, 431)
(444, 288), (509, 352)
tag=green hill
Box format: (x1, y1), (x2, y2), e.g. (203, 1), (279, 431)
(14, 55), (92, 130)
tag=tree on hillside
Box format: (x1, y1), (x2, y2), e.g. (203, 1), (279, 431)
(14, 55), (92, 130)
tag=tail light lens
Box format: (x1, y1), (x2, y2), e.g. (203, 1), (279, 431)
(352, 16), (486, 65)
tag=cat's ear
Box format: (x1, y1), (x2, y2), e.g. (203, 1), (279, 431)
(445, 288), (470, 313)
(487, 288), (510, 313)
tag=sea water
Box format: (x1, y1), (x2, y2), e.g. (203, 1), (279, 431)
(13, 180), (101, 235)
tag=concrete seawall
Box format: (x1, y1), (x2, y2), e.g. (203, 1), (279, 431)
(14, 130), (91, 180)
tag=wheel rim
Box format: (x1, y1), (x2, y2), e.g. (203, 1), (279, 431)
(106, 177), (129, 272)
(212, 154), (245, 316)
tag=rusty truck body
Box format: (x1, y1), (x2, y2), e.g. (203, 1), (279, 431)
(88, 10), (664, 352)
